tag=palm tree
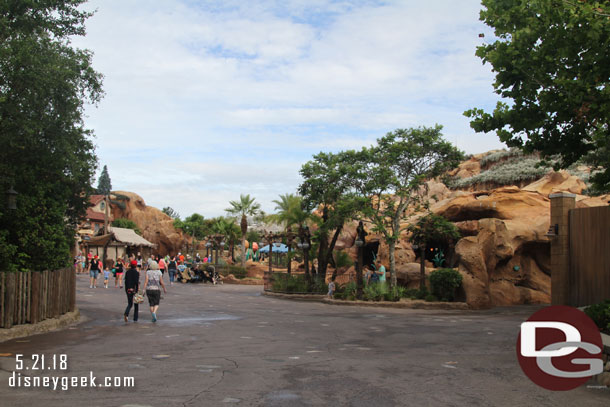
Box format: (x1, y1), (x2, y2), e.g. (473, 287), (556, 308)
(225, 194), (261, 267)
(270, 194), (310, 274)
(212, 216), (241, 262)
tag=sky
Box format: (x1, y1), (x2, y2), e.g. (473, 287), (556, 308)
(73, 0), (504, 219)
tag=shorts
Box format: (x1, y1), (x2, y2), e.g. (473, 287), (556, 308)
(89, 270), (99, 278)
(146, 289), (161, 306)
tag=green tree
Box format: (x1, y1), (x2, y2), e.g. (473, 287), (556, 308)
(225, 194), (261, 268)
(211, 216), (241, 262)
(269, 193), (311, 274)
(0, 1), (103, 271)
(465, 0), (610, 193)
(299, 151), (366, 282)
(162, 206), (180, 219)
(111, 218), (141, 235)
(173, 213), (211, 240)
(357, 126), (464, 287)
(407, 213), (460, 292)
(96, 165), (112, 195)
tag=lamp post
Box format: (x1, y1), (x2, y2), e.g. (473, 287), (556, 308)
(298, 226), (311, 283)
(263, 231), (275, 291)
(355, 221), (367, 299)
(205, 241), (212, 259)
(6, 186), (18, 211)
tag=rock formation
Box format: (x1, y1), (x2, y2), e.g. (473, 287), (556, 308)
(109, 191), (188, 256)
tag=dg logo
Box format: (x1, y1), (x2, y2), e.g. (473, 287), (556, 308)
(517, 305), (604, 391)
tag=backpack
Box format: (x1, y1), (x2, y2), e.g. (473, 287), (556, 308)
(370, 271), (380, 283)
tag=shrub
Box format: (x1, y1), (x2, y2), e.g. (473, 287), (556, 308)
(424, 294), (438, 302)
(335, 281), (357, 300)
(271, 273), (327, 294)
(429, 268), (462, 301)
(363, 282), (388, 301)
(450, 156), (551, 189)
(383, 285), (406, 302)
(584, 300), (610, 335)
(334, 250), (353, 269)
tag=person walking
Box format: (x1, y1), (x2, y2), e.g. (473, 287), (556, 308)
(375, 258), (387, 285)
(87, 255), (101, 288)
(143, 260), (166, 322)
(114, 258), (125, 288)
(124, 260), (140, 322)
(167, 255), (178, 286)
(158, 255), (166, 276)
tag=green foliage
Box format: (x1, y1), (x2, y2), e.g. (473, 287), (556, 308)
(162, 206), (180, 219)
(356, 126), (464, 286)
(429, 268), (463, 302)
(225, 194), (261, 267)
(479, 149), (522, 167)
(96, 165), (112, 195)
(465, 0), (610, 193)
(269, 193), (310, 229)
(450, 156), (551, 188)
(432, 250), (445, 268)
(271, 273), (327, 294)
(335, 281), (358, 300)
(363, 282), (388, 301)
(407, 213), (460, 247)
(584, 300), (610, 335)
(0, 1), (103, 271)
(333, 250), (353, 269)
(220, 265), (247, 279)
(111, 218), (141, 235)
(173, 213), (213, 239)
(424, 294), (439, 302)
(246, 230), (260, 245)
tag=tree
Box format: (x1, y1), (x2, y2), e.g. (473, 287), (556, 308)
(173, 213), (211, 240)
(0, 1), (103, 271)
(299, 151), (366, 282)
(269, 193), (311, 274)
(225, 194), (261, 268)
(465, 0), (610, 193)
(407, 213), (460, 291)
(111, 218), (141, 235)
(162, 206), (180, 219)
(96, 165), (112, 195)
(357, 126), (464, 287)
(211, 216), (241, 262)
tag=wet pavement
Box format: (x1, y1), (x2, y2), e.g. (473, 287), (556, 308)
(0, 273), (609, 406)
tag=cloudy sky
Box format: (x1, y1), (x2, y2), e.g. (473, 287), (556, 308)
(74, 0), (504, 218)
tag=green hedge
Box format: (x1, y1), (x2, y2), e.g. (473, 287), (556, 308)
(429, 268), (462, 302)
(584, 300), (610, 335)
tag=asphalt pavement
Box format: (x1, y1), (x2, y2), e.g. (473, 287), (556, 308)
(0, 273), (609, 406)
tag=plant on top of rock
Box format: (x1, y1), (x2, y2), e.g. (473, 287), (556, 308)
(450, 156), (551, 189)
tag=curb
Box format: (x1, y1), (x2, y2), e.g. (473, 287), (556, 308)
(263, 291), (470, 310)
(0, 309), (82, 344)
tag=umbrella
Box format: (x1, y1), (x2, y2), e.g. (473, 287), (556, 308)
(258, 243), (289, 253)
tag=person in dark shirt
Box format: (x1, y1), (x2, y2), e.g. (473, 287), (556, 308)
(124, 260), (140, 322)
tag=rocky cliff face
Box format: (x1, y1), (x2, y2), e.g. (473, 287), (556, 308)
(110, 191), (187, 256)
(330, 156), (610, 309)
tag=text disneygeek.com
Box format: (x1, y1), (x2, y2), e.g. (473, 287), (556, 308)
(7, 354), (135, 391)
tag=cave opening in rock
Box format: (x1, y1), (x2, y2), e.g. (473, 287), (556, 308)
(363, 241), (379, 269)
(421, 239), (453, 267)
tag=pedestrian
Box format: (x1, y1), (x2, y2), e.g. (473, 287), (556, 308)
(327, 278), (336, 299)
(143, 260), (167, 322)
(137, 252), (143, 269)
(124, 259), (140, 322)
(375, 258), (387, 285)
(114, 258), (125, 288)
(87, 255), (101, 288)
(158, 255), (166, 275)
(103, 266), (110, 288)
(167, 255), (178, 285)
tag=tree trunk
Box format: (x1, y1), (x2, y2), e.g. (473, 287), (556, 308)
(356, 245), (364, 299)
(388, 239), (397, 288)
(241, 235), (246, 268)
(419, 246), (426, 292)
(318, 225), (343, 284)
(287, 246), (292, 274)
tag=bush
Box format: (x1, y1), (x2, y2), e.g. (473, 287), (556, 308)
(225, 265), (247, 279)
(271, 273), (327, 294)
(335, 281), (357, 300)
(334, 250), (353, 269)
(424, 294), (438, 302)
(584, 300), (610, 335)
(383, 285), (406, 302)
(363, 282), (388, 301)
(450, 156), (550, 189)
(429, 268), (462, 302)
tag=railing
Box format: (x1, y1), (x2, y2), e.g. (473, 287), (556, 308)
(0, 268), (76, 329)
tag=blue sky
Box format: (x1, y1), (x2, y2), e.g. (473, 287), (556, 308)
(74, 0), (504, 218)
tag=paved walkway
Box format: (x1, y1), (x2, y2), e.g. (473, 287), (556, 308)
(0, 274), (608, 406)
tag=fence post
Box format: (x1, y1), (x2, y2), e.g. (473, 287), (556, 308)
(550, 192), (576, 305)
(4, 273), (15, 329)
(69, 267), (76, 312)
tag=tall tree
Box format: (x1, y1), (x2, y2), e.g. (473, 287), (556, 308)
(162, 206), (180, 219)
(0, 1), (103, 271)
(299, 151), (365, 282)
(465, 0), (610, 193)
(357, 126), (464, 287)
(211, 216), (241, 262)
(96, 165), (112, 195)
(270, 193), (311, 274)
(225, 194), (261, 267)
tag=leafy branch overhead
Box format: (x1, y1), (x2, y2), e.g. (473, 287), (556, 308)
(465, 0), (610, 193)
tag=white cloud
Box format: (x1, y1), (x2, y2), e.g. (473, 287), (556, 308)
(76, 0), (504, 218)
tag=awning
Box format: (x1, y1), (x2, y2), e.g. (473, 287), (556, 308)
(258, 243), (289, 253)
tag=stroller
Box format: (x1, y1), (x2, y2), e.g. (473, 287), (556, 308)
(204, 265), (222, 285)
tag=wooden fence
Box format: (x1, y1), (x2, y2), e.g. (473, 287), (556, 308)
(0, 268), (76, 329)
(569, 206), (610, 307)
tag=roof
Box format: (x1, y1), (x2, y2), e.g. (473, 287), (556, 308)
(90, 195), (105, 205)
(86, 208), (105, 222)
(86, 226), (154, 248)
